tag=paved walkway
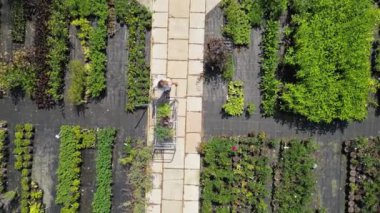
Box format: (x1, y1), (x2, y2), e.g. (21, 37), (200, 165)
(145, 0), (220, 212)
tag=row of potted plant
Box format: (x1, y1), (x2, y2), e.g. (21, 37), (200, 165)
(68, 0), (108, 100)
(46, 0), (70, 102)
(272, 139), (317, 212)
(13, 123), (37, 213)
(92, 128), (117, 213)
(11, 0), (26, 43)
(120, 138), (152, 212)
(0, 121), (8, 193)
(343, 137), (380, 212)
(199, 134), (275, 212)
(55, 125), (83, 212)
(116, 0), (152, 111)
(260, 20), (281, 116)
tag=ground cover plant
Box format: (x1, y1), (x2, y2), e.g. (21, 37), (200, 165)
(116, 0), (152, 111)
(11, 0), (26, 43)
(343, 137), (380, 212)
(92, 128), (117, 213)
(46, 0), (70, 102)
(272, 139), (317, 212)
(199, 134), (275, 212)
(120, 138), (152, 212)
(223, 81), (245, 116)
(281, 0), (379, 123)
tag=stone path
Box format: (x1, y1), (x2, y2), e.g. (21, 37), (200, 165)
(144, 0), (221, 212)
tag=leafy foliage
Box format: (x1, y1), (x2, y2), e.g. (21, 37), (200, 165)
(260, 20), (280, 116)
(272, 139), (316, 212)
(67, 60), (86, 105)
(46, 0), (70, 102)
(11, 0), (26, 43)
(92, 128), (117, 213)
(116, 0), (151, 111)
(120, 138), (152, 212)
(223, 81), (245, 116)
(282, 0), (379, 123)
(199, 136), (274, 212)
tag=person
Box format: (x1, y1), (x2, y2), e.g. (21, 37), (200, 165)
(157, 78), (178, 92)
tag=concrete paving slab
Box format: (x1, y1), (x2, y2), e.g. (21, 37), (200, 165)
(185, 133), (201, 154)
(168, 39), (189, 60)
(184, 169), (200, 185)
(169, 18), (189, 39)
(185, 153), (201, 169)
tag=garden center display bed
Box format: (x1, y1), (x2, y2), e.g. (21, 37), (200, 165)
(0, 2), (148, 211)
(203, 5), (380, 212)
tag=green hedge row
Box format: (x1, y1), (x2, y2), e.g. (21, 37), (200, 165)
(282, 0), (379, 123)
(92, 128), (117, 213)
(13, 123), (35, 213)
(11, 0), (26, 43)
(273, 139), (316, 212)
(55, 125), (83, 212)
(116, 0), (151, 111)
(199, 135), (275, 212)
(260, 20), (280, 116)
(46, 0), (70, 102)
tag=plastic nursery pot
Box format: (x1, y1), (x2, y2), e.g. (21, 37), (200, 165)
(349, 177), (356, 183)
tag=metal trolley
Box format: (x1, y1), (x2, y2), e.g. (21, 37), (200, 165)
(153, 98), (178, 153)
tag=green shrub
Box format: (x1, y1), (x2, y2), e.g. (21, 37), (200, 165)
(222, 81), (245, 116)
(260, 20), (280, 116)
(79, 129), (96, 149)
(67, 60), (86, 105)
(221, 0), (251, 45)
(281, 0), (379, 123)
(246, 103), (256, 116)
(92, 128), (117, 213)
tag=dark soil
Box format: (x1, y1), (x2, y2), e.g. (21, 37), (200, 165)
(204, 5), (380, 212)
(0, 2), (147, 212)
